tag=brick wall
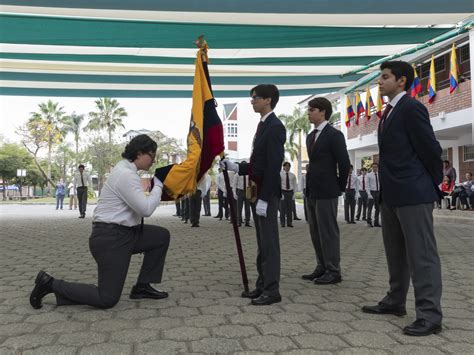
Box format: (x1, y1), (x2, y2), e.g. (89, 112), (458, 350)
(459, 146), (474, 179)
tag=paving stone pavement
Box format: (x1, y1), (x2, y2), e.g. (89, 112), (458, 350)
(0, 204), (473, 354)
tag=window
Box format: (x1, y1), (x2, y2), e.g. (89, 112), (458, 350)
(226, 123), (238, 138)
(434, 56), (445, 73)
(460, 45), (470, 63)
(420, 63), (430, 79)
(440, 148), (448, 162)
(464, 145), (474, 162)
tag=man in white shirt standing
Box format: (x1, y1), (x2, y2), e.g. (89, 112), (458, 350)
(280, 162), (297, 227)
(73, 164), (92, 218)
(356, 168), (369, 221)
(30, 135), (170, 310)
(233, 165), (252, 227)
(366, 162), (381, 227)
(344, 165), (359, 224)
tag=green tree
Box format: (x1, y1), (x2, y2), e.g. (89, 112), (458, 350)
(63, 112), (85, 159)
(86, 98), (127, 144)
(0, 143), (32, 200)
(278, 107), (311, 187)
(149, 130), (186, 167)
(22, 100), (67, 194)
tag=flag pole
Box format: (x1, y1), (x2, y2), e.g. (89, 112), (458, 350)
(222, 161), (249, 293)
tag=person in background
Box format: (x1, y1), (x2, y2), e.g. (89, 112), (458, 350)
(443, 160), (457, 185)
(30, 134), (170, 310)
(214, 169), (229, 220)
(280, 162), (297, 228)
(356, 168), (369, 221)
(202, 173), (212, 216)
(366, 163), (381, 227)
(233, 166), (252, 227)
(73, 164), (92, 218)
(55, 179), (66, 210)
(450, 172), (473, 210)
(68, 182), (77, 210)
(344, 165), (359, 224)
(439, 175), (454, 209)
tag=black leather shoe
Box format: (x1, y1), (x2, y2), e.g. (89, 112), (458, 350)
(302, 269), (325, 280)
(241, 289), (262, 299)
(245, 223), (251, 227)
(130, 284), (168, 299)
(367, 222), (374, 227)
(361, 303), (407, 316)
(374, 223), (381, 227)
(287, 224), (294, 228)
(251, 294), (282, 306)
(30, 271), (54, 309)
(350, 221), (356, 224)
(79, 215), (85, 218)
(294, 217), (302, 221)
(403, 319), (441, 336)
(281, 224), (285, 227)
(313, 273), (342, 285)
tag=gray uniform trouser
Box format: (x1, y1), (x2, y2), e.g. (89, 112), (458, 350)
(251, 196), (280, 296)
(280, 190), (293, 226)
(367, 190), (380, 225)
(52, 223), (170, 309)
(236, 189), (251, 224)
(380, 202), (443, 324)
(356, 190), (368, 219)
(77, 186), (88, 215)
(344, 189), (356, 222)
(189, 190), (202, 225)
(306, 197), (341, 277)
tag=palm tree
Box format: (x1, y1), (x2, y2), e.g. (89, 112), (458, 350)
(279, 107), (311, 188)
(63, 112), (84, 158)
(86, 98), (127, 144)
(29, 100), (67, 194)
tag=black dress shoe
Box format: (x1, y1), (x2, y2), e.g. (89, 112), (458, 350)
(245, 223), (251, 227)
(313, 273), (342, 285)
(251, 294), (282, 306)
(361, 303), (407, 316)
(374, 223), (381, 227)
(367, 222), (374, 227)
(350, 221), (356, 224)
(281, 224), (285, 227)
(294, 217), (301, 220)
(302, 269), (326, 280)
(403, 319), (442, 336)
(287, 224), (294, 228)
(356, 217), (360, 221)
(30, 271), (54, 309)
(241, 289), (262, 299)
(130, 284), (169, 299)
(78, 215), (85, 219)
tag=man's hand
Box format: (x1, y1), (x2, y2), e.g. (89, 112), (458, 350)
(219, 159), (239, 173)
(153, 177), (163, 190)
(256, 199), (268, 217)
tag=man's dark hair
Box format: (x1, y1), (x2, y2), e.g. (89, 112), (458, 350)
(443, 160), (450, 165)
(361, 168), (367, 172)
(78, 164), (85, 169)
(122, 134), (157, 161)
(380, 61), (414, 91)
(283, 161), (291, 167)
(308, 97), (333, 120)
(250, 84), (280, 109)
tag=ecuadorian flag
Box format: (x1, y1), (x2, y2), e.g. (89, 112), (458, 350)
(365, 86), (374, 121)
(410, 65), (422, 98)
(155, 41), (225, 200)
(427, 55), (437, 104)
(449, 43), (459, 94)
(345, 96), (354, 128)
(355, 92), (364, 125)
(376, 86), (384, 118)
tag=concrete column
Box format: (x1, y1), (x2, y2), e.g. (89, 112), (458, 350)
(348, 150), (356, 168)
(452, 146), (460, 184)
(470, 28), (474, 144)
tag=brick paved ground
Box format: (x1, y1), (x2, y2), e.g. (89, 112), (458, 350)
(0, 204), (473, 354)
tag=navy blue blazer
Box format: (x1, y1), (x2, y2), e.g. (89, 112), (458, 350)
(239, 113), (286, 202)
(305, 123), (350, 200)
(378, 94), (443, 207)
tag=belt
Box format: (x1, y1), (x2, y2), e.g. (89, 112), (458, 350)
(92, 222), (138, 230)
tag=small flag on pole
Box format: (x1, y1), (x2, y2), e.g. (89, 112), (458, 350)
(449, 43), (459, 94)
(345, 96), (354, 128)
(410, 65), (422, 98)
(355, 92), (364, 125)
(365, 86), (374, 121)
(427, 55), (437, 104)
(376, 86), (384, 118)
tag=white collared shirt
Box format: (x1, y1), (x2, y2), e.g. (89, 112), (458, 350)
(280, 170), (297, 191)
(93, 159), (162, 227)
(386, 91), (407, 118)
(197, 173), (211, 194)
(358, 174), (368, 191)
(313, 120), (329, 143)
(234, 174), (248, 190)
(260, 111), (273, 123)
(346, 172), (359, 191)
(367, 171), (380, 191)
(73, 170), (92, 188)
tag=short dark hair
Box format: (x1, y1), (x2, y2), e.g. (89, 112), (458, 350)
(250, 84), (280, 109)
(380, 61), (414, 91)
(443, 160), (450, 165)
(361, 168), (367, 172)
(308, 97), (333, 120)
(283, 161), (291, 167)
(122, 134), (157, 161)
(78, 164), (85, 169)
(444, 175), (451, 183)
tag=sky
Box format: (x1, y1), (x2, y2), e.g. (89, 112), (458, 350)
(0, 94), (308, 158)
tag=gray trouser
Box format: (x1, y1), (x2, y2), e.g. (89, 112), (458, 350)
(367, 190), (380, 225)
(52, 223), (170, 309)
(280, 190), (293, 226)
(236, 189), (251, 224)
(306, 197), (340, 277)
(356, 190), (368, 219)
(189, 190), (202, 225)
(344, 189), (356, 222)
(251, 196), (280, 296)
(380, 202), (442, 324)
(77, 186), (88, 215)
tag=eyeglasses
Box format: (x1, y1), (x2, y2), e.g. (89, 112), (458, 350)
(250, 95), (263, 101)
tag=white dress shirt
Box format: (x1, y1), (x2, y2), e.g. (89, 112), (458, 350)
(197, 173), (211, 195)
(358, 174), (368, 192)
(386, 91), (407, 118)
(217, 171), (235, 197)
(93, 159), (162, 227)
(73, 170), (92, 188)
(280, 171), (297, 191)
(313, 120), (329, 143)
(366, 171), (380, 192)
